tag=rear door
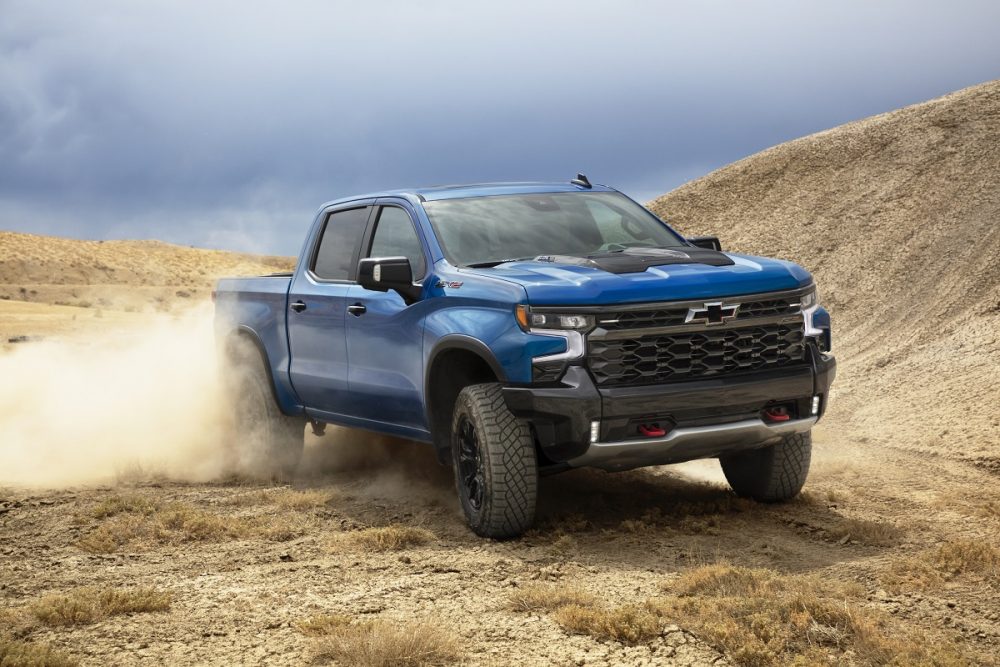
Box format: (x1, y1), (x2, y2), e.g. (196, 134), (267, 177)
(344, 201), (430, 433)
(287, 203), (373, 416)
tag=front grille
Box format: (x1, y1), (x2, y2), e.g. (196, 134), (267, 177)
(599, 308), (687, 330)
(597, 296), (800, 330)
(589, 323), (806, 386)
(735, 297), (801, 320)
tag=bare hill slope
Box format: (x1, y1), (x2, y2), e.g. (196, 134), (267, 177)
(649, 80), (1000, 468)
(0, 231), (294, 310)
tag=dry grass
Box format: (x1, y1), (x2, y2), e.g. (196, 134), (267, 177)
(269, 489), (336, 509)
(28, 587), (170, 627)
(508, 584), (595, 613)
(508, 584), (659, 645)
(978, 499), (1000, 520)
(931, 539), (1000, 577)
(90, 493), (160, 518)
(880, 557), (946, 593)
(227, 488), (336, 509)
(0, 635), (77, 667)
(333, 525), (436, 552)
(296, 614), (353, 637)
(94, 588), (173, 616)
(828, 517), (904, 546)
(77, 502), (304, 553)
(880, 539), (1000, 592)
(668, 563), (781, 597)
(653, 564), (967, 666)
(935, 490), (1000, 521)
(307, 619), (460, 667)
(552, 604), (662, 645)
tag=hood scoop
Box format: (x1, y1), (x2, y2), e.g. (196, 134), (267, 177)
(533, 246), (735, 275)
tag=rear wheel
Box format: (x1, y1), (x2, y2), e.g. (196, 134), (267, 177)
(227, 342), (304, 479)
(451, 383), (537, 538)
(719, 431), (812, 502)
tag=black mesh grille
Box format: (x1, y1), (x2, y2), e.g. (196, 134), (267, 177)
(598, 308), (687, 330)
(597, 296), (799, 330)
(588, 323), (807, 387)
(735, 297), (801, 320)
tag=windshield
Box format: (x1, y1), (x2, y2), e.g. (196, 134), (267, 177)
(423, 192), (687, 267)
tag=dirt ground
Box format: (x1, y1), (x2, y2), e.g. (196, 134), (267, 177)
(3, 81), (1000, 666)
(3, 389), (999, 665)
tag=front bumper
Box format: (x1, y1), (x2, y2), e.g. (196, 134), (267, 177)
(502, 347), (836, 471)
(569, 416), (816, 471)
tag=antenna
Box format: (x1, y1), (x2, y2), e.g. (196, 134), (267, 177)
(570, 173), (592, 189)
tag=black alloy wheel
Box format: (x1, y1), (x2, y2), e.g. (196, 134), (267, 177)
(456, 416), (485, 512)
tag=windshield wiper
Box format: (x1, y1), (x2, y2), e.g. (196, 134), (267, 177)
(464, 257), (535, 268)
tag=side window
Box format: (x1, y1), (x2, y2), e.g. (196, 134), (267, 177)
(312, 207), (370, 280)
(367, 206), (426, 277)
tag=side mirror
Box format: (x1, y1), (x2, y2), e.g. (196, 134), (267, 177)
(687, 235), (722, 251)
(357, 257), (421, 303)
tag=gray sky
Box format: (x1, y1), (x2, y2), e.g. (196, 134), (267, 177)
(2, 1), (998, 255)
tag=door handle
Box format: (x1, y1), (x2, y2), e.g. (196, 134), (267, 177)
(289, 300), (307, 313)
(347, 303), (367, 316)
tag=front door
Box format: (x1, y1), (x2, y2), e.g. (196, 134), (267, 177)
(287, 204), (372, 416)
(344, 202), (430, 433)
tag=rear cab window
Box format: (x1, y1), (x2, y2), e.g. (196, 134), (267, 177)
(311, 207), (371, 281)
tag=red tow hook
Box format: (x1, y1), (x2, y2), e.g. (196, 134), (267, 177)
(638, 423), (667, 437)
(763, 407), (791, 422)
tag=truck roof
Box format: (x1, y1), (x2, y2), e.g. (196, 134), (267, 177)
(318, 181), (618, 209)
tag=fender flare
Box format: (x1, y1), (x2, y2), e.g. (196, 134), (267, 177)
(426, 335), (507, 385)
(424, 335), (508, 457)
(225, 326), (297, 416)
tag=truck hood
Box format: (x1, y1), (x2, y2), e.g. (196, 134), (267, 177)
(461, 253), (813, 305)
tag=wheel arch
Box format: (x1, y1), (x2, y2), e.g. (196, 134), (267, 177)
(224, 326), (294, 416)
(425, 335), (507, 463)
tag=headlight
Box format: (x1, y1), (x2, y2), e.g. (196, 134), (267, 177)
(516, 306), (594, 332)
(800, 286), (819, 310)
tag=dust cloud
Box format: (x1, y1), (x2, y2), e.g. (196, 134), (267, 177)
(301, 427), (456, 502)
(0, 304), (230, 487)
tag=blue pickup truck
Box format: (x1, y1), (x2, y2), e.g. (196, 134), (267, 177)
(215, 175), (835, 538)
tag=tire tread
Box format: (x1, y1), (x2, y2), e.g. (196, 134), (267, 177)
(452, 383), (537, 538)
(720, 431), (812, 502)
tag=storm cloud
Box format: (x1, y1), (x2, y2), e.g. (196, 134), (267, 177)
(2, 0), (998, 254)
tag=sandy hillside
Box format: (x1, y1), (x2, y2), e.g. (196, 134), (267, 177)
(0, 231), (294, 312)
(649, 79), (1000, 470)
(4, 83), (1000, 667)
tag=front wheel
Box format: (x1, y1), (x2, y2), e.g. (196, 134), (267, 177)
(451, 383), (537, 538)
(719, 431), (812, 502)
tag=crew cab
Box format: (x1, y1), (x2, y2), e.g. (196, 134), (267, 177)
(215, 176), (835, 538)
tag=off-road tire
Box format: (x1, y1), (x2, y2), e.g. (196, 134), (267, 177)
(720, 430), (812, 502)
(227, 342), (304, 479)
(451, 383), (537, 538)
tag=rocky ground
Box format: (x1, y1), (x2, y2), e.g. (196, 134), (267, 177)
(2, 416), (999, 665)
